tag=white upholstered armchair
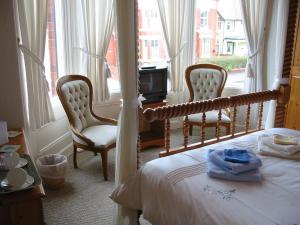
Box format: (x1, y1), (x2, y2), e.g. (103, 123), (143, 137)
(56, 75), (117, 180)
(185, 64), (231, 136)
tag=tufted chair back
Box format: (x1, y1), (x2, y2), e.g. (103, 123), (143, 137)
(56, 75), (101, 132)
(185, 64), (227, 102)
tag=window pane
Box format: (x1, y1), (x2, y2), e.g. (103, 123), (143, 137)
(44, 0), (58, 97)
(138, 0), (168, 65)
(195, 0), (248, 89)
(107, 30), (120, 92)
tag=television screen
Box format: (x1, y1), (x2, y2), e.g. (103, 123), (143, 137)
(140, 71), (164, 93)
(139, 66), (167, 103)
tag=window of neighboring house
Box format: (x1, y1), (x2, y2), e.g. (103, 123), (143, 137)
(201, 38), (210, 56)
(226, 41), (235, 54)
(142, 9), (160, 30)
(195, 0), (247, 91)
(226, 21), (235, 31)
(217, 17), (223, 30)
(138, 0), (168, 65)
(200, 11), (208, 28)
(44, 0), (120, 97)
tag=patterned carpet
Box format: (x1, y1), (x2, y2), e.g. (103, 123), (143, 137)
(43, 128), (219, 225)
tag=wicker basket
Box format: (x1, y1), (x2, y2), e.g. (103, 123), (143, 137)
(43, 176), (65, 189)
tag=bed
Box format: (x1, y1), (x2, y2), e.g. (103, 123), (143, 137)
(112, 128), (300, 225)
(111, 86), (300, 225)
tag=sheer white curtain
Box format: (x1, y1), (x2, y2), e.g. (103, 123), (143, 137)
(265, 0), (289, 128)
(182, 0), (196, 102)
(114, 0), (138, 224)
(58, 0), (86, 75)
(157, 0), (187, 93)
(240, 0), (269, 93)
(81, 0), (115, 102)
(17, 0), (54, 130)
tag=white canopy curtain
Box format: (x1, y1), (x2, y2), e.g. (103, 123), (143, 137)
(157, 0), (187, 93)
(114, 0), (138, 224)
(265, 0), (289, 128)
(17, 0), (54, 130)
(240, 0), (269, 93)
(239, 0), (268, 128)
(80, 0), (115, 103)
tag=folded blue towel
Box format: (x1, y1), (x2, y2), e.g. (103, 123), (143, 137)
(208, 150), (262, 174)
(207, 160), (261, 182)
(224, 149), (250, 163)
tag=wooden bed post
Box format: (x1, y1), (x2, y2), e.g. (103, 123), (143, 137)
(275, 84), (290, 128)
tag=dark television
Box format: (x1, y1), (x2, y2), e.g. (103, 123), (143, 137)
(139, 65), (168, 103)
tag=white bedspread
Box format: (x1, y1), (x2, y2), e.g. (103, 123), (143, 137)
(111, 128), (300, 225)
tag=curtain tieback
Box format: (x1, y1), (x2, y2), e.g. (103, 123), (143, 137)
(272, 77), (289, 89)
(18, 40), (50, 91)
(76, 47), (107, 61)
(246, 46), (262, 78)
(120, 95), (145, 109)
(76, 47), (112, 77)
(166, 42), (187, 63)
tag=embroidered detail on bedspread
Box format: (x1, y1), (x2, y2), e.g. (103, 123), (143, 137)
(166, 162), (207, 185)
(203, 185), (236, 201)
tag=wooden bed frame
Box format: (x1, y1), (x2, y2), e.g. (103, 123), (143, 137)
(136, 84), (290, 224)
(138, 85), (290, 159)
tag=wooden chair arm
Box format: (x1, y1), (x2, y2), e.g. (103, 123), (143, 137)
(92, 114), (118, 125)
(70, 126), (95, 147)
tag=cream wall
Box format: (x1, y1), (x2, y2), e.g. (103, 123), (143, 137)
(0, 0), (24, 129)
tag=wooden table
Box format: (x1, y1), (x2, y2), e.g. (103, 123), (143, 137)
(0, 130), (46, 225)
(139, 100), (166, 150)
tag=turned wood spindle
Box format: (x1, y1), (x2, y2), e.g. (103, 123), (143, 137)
(245, 104), (251, 133)
(231, 106), (237, 137)
(165, 119), (171, 153)
(201, 112), (206, 143)
(183, 116), (189, 149)
(258, 102), (264, 130)
(216, 109), (222, 140)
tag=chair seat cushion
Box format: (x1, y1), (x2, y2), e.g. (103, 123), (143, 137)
(187, 111), (231, 124)
(82, 125), (117, 148)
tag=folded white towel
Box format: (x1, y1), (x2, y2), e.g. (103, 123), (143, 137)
(257, 135), (300, 160)
(259, 135), (300, 155)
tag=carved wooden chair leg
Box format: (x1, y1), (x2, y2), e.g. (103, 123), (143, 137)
(189, 124), (193, 136)
(101, 150), (108, 181)
(73, 144), (78, 169)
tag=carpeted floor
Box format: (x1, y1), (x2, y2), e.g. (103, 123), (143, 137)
(43, 128), (220, 225)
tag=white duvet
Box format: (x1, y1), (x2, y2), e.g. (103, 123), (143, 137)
(111, 128), (300, 225)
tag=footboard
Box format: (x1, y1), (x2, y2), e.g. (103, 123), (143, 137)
(142, 85), (290, 157)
